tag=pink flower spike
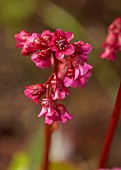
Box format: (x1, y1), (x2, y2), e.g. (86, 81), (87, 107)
(15, 30), (31, 48)
(24, 84), (45, 104)
(31, 51), (51, 68)
(100, 17), (121, 60)
(49, 29), (74, 60)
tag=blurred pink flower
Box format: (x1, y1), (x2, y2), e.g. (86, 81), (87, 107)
(100, 17), (121, 60)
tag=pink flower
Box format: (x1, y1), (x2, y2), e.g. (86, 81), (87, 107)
(21, 33), (47, 55)
(72, 41), (92, 62)
(63, 63), (92, 88)
(77, 71), (92, 87)
(24, 84), (45, 104)
(49, 29), (74, 60)
(15, 30), (31, 48)
(38, 98), (72, 124)
(100, 17), (121, 60)
(56, 104), (72, 123)
(50, 75), (70, 100)
(102, 33), (117, 48)
(63, 67), (80, 88)
(31, 50), (51, 68)
(74, 62), (93, 79)
(108, 17), (121, 34)
(41, 30), (53, 43)
(100, 47), (116, 60)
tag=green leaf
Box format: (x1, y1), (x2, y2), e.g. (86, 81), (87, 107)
(9, 151), (29, 170)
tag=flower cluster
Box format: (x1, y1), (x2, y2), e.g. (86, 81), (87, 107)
(15, 29), (93, 124)
(100, 17), (121, 60)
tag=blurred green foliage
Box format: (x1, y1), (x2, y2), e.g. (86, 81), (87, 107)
(0, 0), (36, 27)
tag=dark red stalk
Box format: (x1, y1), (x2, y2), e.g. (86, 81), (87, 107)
(98, 81), (121, 168)
(41, 55), (59, 170)
(42, 124), (52, 170)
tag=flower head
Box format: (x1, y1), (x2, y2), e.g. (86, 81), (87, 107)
(24, 84), (45, 104)
(15, 28), (93, 124)
(49, 29), (74, 60)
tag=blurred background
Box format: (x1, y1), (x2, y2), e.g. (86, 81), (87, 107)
(0, 0), (121, 170)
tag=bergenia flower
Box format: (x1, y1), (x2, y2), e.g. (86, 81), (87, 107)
(24, 84), (45, 104)
(31, 50), (51, 68)
(41, 30), (53, 43)
(49, 29), (74, 60)
(77, 71), (92, 87)
(15, 30), (31, 48)
(21, 33), (47, 55)
(56, 104), (72, 123)
(63, 63), (92, 88)
(74, 62), (93, 79)
(15, 28), (93, 124)
(63, 67), (80, 88)
(50, 75), (70, 100)
(38, 98), (72, 124)
(100, 17), (121, 60)
(72, 41), (92, 62)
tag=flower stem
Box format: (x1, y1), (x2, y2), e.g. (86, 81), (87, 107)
(98, 81), (121, 168)
(41, 55), (59, 170)
(42, 124), (52, 170)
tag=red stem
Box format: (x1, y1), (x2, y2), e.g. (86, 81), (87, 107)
(98, 81), (121, 168)
(42, 124), (52, 170)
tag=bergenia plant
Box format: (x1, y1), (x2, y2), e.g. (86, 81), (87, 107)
(98, 17), (121, 169)
(15, 29), (93, 170)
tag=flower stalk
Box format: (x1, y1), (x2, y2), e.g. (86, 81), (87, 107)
(42, 124), (52, 170)
(98, 81), (121, 168)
